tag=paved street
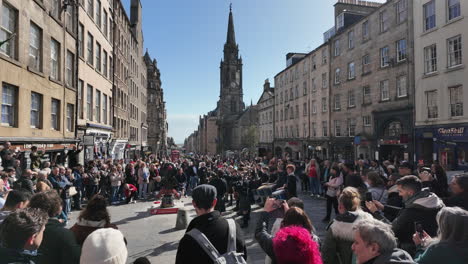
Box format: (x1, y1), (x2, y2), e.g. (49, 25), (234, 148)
(67, 192), (328, 264)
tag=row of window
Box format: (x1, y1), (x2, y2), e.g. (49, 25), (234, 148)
(423, 0), (461, 32)
(77, 80), (109, 125)
(113, 117), (128, 139)
(424, 35), (463, 74)
(275, 115), (375, 139)
(275, 48), (328, 89)
(426, 86), (464, 119)
(334, 39), (407, 85)
(260, 111), (273, 124)
(79, 26), (112, 79)
(0, 4), (76, 86)
(276, 76), (407, 123)
(1, 83), (74, 132)
(260, 130), (273, 142)
(276, 73), (327, 105)
(82, 0), (112, 41)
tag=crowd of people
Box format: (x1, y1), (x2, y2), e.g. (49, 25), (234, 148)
(1, 139), (468, 263)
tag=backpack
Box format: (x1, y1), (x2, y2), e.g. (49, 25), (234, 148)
(187, 219), (246, 264)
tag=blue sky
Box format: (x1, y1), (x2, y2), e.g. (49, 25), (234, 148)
(122, 0), (384, 144)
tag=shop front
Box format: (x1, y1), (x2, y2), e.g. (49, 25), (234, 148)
(4, 139), (78, 169)
(305, 140), (329, 160)
(374, 109), (413, 163)
(273, 140), (304, 160)
(330, 137), (354, 162)
(354, 135), (374, 160)
(257, 143), (273, 159)
(415, 124), (468, 171)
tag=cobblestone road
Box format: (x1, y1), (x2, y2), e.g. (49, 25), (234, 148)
(67, 192), (328, 264)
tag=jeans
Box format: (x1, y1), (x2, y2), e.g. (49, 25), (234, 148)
(139, 183), (148, 199)
(309, 177), (321, 195)
(111, 186), (120, 203)
(189, 176), (199, 191)
(73, 189), (81, 210)
(62, 198), (71, 219)
(325, 195), (339, 219)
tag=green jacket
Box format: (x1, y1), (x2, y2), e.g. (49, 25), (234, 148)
(30, 152), (44, 170)
(414, 242), (468, 264)
(34, 219), (81, 264)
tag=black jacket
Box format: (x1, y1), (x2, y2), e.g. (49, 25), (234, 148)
(0, 247), (36, 264)
(34, 218), (81, 264)
(255, 212), (277, 264)
(175, 211), (247, 264)
(286, 174), (297, 198)
(442, 192), (468, 211)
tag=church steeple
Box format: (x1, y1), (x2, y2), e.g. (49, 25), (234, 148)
(226, 4), (236, 46)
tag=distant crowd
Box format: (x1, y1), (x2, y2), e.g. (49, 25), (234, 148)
(1, 140), (468, 263)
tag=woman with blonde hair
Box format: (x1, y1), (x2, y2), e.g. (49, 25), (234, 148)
(322, 187), (373, 264)
(137, 162), (149, 199)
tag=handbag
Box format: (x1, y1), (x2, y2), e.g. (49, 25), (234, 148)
(69, 186), (78, 196)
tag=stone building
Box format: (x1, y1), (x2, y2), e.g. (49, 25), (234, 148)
(197, 112), (218, 155)
(76, 0), (113, 162)
(273, 53), (309, 160)
(144, 51), (167, 158)
(329, 0), (414, 162)
(127, 0), (147, 159)
(257, 79), (274, 157)
(0, 0), (78, 165)
(413, 0), (468, 170)
(110, 0), (147, 160)
(273, 44), (331, 160)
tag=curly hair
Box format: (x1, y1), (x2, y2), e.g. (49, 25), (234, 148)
(29, 190), (62, 217)
(273, 226), (323, 264)
(78, 194), (111, 224)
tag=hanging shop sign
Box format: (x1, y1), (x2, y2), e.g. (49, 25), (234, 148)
(82, 135), (95, 146)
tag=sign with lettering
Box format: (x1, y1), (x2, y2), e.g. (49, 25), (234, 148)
(83, 135), (95, 146)
(437, 127), (466, 137)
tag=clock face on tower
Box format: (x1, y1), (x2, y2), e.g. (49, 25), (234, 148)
(230, 81), (236, 88)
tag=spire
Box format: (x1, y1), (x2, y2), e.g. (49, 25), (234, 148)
(226, 4), (236, 45)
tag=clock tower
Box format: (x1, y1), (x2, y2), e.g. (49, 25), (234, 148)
(217, 5), (244, 118)
(216, 5), (244, 153)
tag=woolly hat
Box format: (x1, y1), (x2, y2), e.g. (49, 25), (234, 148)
(80, 228), (128, 264)
(273, 226), (323, 264)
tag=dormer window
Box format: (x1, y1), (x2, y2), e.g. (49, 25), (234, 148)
(336, 13), (344, 30)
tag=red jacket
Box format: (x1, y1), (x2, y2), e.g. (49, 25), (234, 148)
(124, 184), (137, 197)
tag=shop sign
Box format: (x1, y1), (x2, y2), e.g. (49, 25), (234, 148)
(288, 141), (298, 146)
(380, 139), (401, 145)
(437, 127), (466, 137)
(83, 135), (95, 146)
(13, 144), (72, 152)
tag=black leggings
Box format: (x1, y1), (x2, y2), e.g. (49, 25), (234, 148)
(325, 195), (339, 218)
